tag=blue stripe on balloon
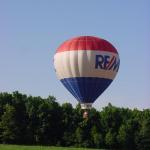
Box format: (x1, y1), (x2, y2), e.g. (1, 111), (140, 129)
(60, 77), (112, 103)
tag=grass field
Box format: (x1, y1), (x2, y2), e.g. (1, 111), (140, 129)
(0, 144), (101, 150)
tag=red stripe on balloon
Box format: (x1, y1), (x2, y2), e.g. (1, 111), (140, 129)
(57, 36), (118, 54)
(106, 56), (115, 70)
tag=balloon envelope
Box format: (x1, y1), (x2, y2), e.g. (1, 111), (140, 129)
(54, 36), (120, 108)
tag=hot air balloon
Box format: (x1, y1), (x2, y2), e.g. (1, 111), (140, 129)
(54, 36), (120, 116)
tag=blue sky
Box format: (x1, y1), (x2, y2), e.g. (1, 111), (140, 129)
(0, 0), (149, 110)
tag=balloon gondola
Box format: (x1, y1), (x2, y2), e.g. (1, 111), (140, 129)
(54, 36), (120, 118)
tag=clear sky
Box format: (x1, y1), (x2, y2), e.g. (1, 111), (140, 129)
(0, 0), (149, 110)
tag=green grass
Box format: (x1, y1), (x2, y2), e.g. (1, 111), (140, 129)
(0, 144), (102, 150)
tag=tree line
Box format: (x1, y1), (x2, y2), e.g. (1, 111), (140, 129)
(0, 91), (150, 150)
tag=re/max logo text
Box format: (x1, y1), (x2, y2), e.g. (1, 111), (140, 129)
(95, 55), (120, 72)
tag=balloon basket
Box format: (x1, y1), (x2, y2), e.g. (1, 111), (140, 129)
(83, 110), (88, 119)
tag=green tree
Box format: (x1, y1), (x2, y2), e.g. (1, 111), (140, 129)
(11, 91), (29, 144)
(105, 130), (116, 148)
(91, 125), (103, 148)
(44, 96), (63, 145)
(100, 103), (122, 132)
(0, 92), (13, 118)
(25, 95), (63, 145)
(25, 96), (42, 144)
(75, 127), (84, 147)
(136, 117), (150, 150)
(0, 91), (150, 149)
(117, 120), (138, 149)
(61, 103), (75, 146)
(0, 104), (18, 143)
